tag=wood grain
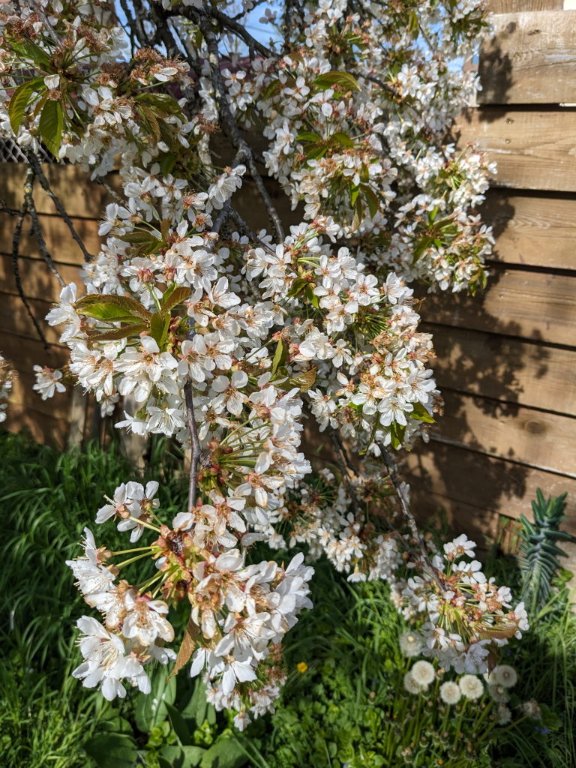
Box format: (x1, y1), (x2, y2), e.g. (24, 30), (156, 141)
(0, 212), (100, 265)
(482, 191), (576, 270)
(4, 402), (67, 449)
(431, 390), (576, 478)
(487, 1), (563, 11)
(427, 324), (576, 417)
(0, 164), (113, 218)
(479, 12), (576, 105)
(421, 267), (576, 346)
(0, 254), (81, 302)
(456, 109), (576, 192)
(0, 295), (62, 345)
(407, 441), (576, 528)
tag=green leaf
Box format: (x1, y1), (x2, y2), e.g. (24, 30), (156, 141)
(150, 312), (170, 348)
(38, 99), (64, 158)
(122, 229), (163, 256)
(411, 403), (435, 424)
(389, 422), (406, 450)
(271, 338), (286, 376)
(134, 667), (177, 733)
(161, 286), (191, 313)
(9, 77), (46, 135)
(182, 680), (209, 725)
(201, 737), (245, 768)
(136, 92), (181, 115)
(9, 38), (52, 69)
(330, 131), (354, 148)
(75, 294), (152, 323)
(182, 747), (207, 767)
(296, 131), (322, 144)
(86, 323), (149, 342)
(313, 71), (360, 93)
(166, 702), (193, 746)
(83, 733), (138, 768)
(360, 185), (380, 219)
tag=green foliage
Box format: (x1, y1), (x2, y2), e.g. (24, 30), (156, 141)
(1, 433), (575, 768)
(519, 489), (575, 616)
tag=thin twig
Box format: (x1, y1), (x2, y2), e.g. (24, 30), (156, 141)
(12, 170), (50, 349)
(184, 380), (202, 513)
(196, 14), (285, 242)
(28, 199), (65, 288)
(381, 448), (445, 589)
(24, 151), (95, 263)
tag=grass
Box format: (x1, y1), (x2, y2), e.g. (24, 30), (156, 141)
(1, 430), (575, 768)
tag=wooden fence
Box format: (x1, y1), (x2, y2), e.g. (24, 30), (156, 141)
(407, 0), (576, 540)
(1, 0), (575, 543)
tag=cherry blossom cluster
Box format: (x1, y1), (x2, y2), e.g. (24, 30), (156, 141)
(0, 0), (515, 724)
(67, 484), (313, 727)
(0, 353), (13, 423)
(236, 0), (494, 292)
(392, 534), (529, 674)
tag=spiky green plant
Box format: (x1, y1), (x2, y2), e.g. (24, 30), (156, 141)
(519, 490), (575, 617)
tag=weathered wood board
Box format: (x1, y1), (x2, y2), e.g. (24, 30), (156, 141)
(0, 254), (81, 303)
(406, 441), (576, 533)
(479, 12), (576, 105)
(422, 268), (576, 347)
(0, 212), (100, 265)
(431, 390), (576, 478)
(482, 191), (576, 270)
(456, 109), (576, 192)
(426, 324), (576, 417)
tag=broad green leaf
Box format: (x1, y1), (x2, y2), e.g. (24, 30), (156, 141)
(150, 312), (170, 348)
(271, 338), (286, 376)
(296, 131), (322, 144)
(200, 737), (245, 768)
(330, 131), (354, 148)
(411, 402), (435, 424)
(75, 293), (152, 323)
(136, 92), (181, 114)
(161, 286), (191, 313)
(122, 229), (163, 256)
(389, 422), (406, 450)
(181, 747), (207, 767)
(134, 667), (177, 732)
(83, 733), (138, 768)
(9, 38), (52, 69)
(8, 77), (46, 135)
(313, 71), (360, 93)
(159, 152), (177, 175)
(360, 185), (380, 219)
(182, 679), (209, 725)
(38, 99), (64, 158)
(85, 322), (149, 342)
(166, 703), (193, 746)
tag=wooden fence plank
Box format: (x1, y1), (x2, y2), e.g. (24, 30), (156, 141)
(0, 254), (81, 303)
(456, 109), (576, 192)
(483, 191), (576, 270)
(407, 441), (576, 533)
(0, 296), (61, 345)
(427, 324), (576, 417)
(488, 1), (563, 11)
(9, 371), (72, 420)
(0, 164), (112, 218)
(479, 12), (576, 105)
(4, 402), (68, 449)
(0, 212), (100, 265)
(421, 268), (576, 346)
(431, 390), (576, 478)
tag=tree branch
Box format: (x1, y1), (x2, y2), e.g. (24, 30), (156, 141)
(24, 151), (95, 264)
(184, 380), (201, 514)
